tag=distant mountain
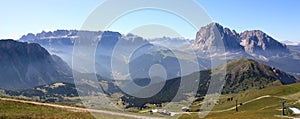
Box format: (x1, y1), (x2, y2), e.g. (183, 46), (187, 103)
(192, 23), (300, 77)
(19, 30), (78, 43)
(19, 30), (193, 65)
(20, 30), (148, 78)
(0, 40), (72, 90)
(193, 23), (243, 52)
(283, 41), (300, 53)
(193, 23), (290, 57)
(18, 25), (300, 78)
(147, 37), (194, 48)
(19, 30), (115, 66)
(121, 58), (297, 107)
(282, 40), (300, 46)
(19, 30), (200, 79)
(240, 30), (289, 56)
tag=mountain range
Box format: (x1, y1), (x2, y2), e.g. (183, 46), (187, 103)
(0, 18), (299, 119)
(282, 40), (300, 46)
(193, 23), (290, 56)
(193, 23), (300, 77)
(19, 30), (200, 79)
(18, 23), (300, 79)
(3, 58), (297, 107)
(1, 22), (298, 92)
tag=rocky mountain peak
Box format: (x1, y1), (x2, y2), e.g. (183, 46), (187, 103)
(193, 23), (290, 57)
(240, 30), (289, 56)
(193, 22), (243, 52)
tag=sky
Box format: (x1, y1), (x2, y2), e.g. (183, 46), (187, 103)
(0, 0), (299, 41)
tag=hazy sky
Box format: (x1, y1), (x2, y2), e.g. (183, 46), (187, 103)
(0, 0), (299, 41)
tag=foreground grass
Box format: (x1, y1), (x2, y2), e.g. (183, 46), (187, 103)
(0, 99), (94, 119)
(0, 99), (137, 119)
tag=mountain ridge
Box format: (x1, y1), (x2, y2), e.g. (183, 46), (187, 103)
(17, 23), (300, 78)
(4, 58), (296, 108)
(0, 39), (72, 90)
(120, 58), (296, 107)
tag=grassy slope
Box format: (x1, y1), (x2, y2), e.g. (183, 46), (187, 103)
(221, 58), (288, 94)
(0, 99), (135, 119)
(180, 82), (300, 119)
(0, 100), (93, 119)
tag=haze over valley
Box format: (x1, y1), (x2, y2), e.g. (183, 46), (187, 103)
(1, 0), (300, 118)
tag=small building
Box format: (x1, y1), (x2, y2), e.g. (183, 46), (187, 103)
(182, 107), (190, 112)
(288, 107), (300, 115)
(157, 109), (171, 116)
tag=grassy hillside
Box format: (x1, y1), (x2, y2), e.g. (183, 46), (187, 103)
(4, 81), (298, 119)
(121, 58), (296, 108)
(182, 82), (300, 119)
(0, 99), (93, 119)
(0, 98), (135, 119)
(222, 58), (296, 93)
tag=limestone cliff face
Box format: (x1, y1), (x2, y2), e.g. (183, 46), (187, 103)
(193, 23), (290, 57)
(194, 23), (243, 52)
(240, 30), (289, 56)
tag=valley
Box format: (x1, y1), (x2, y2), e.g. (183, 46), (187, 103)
(2, 81), (300, 119)
(1, 22), (300, 119)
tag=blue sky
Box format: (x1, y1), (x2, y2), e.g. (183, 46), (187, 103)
(0, 0), (299, 41)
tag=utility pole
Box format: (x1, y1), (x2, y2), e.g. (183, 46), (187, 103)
(281, 99), (287, 116)
(235, 99), (238, 112)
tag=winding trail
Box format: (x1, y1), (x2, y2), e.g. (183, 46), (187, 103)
(172, 95), (273, 115)
(0, 97), (163, 119)
(155, 95), (274, 116)
(212, 95), (271, 112)
(274, 115), (300, 119)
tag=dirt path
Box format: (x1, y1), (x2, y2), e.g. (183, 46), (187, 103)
(146, 95), (274, 116)
(274, 115), (300, 119)
(212, 95), (271, 112)
(173, 95), (273, 115)
(0, 97), (163, 119)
